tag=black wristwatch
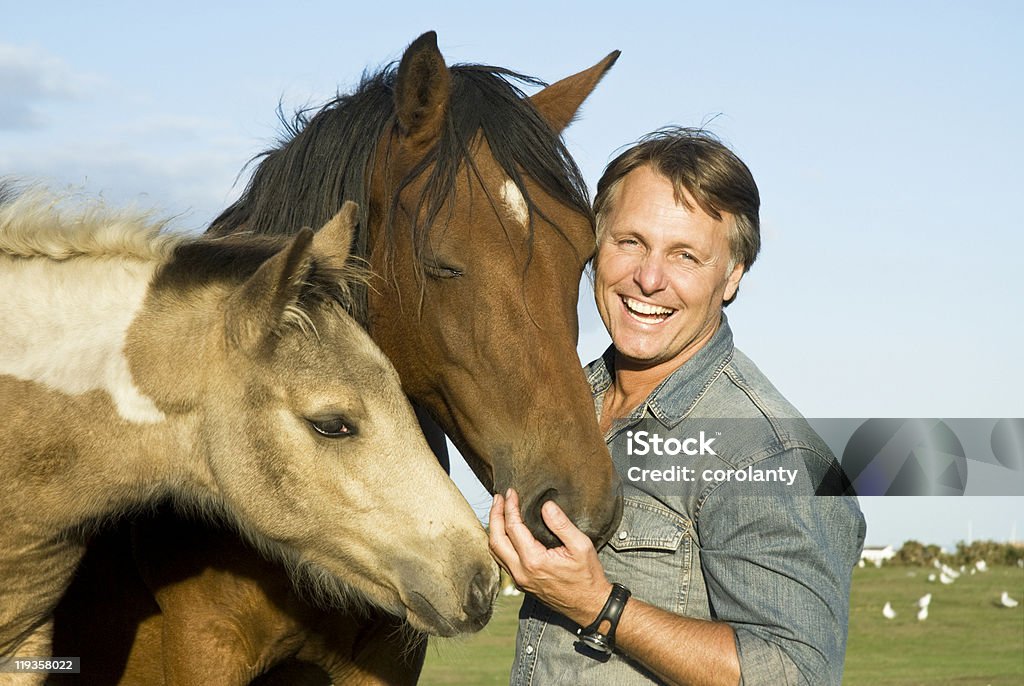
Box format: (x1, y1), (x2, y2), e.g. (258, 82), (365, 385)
(576, 582), (631, 655)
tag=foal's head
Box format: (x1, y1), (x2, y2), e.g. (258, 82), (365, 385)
(137, 203), (497, 634)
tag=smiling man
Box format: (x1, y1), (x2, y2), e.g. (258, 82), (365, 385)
(490, 128), (865, 685)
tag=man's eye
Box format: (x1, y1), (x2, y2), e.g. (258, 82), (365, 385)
(308, 417), (356, 438)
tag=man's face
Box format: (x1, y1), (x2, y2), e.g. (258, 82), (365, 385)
(594, 165), (744, 374)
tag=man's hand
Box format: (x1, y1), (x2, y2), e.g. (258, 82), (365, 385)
(488, 489), (612, 626)
(490, 489), (742, 685)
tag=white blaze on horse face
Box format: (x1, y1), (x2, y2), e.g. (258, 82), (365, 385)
(500, 178), (529, 227)
(0, 257), (166, 424)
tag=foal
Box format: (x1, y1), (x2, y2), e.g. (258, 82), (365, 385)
(0, 193), (497, 684)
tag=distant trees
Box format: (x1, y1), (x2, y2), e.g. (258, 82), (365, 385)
(893, 540), (943, 566)
(946, 540), (1024, 567)
(889, 539), (1024, 566)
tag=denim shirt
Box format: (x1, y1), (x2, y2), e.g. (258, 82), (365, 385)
(511, 318), (866, 685)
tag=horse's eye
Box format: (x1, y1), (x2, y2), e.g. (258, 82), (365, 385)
(308, 416), (356, 438)
(424, 262), (464, 279)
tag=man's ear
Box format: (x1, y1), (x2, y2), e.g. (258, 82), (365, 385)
(723, 262), (745, 304)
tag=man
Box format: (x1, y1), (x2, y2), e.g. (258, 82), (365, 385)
(489, 128), (865, 685)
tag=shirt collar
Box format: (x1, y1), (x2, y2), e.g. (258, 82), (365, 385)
(587, 314), (735, 428)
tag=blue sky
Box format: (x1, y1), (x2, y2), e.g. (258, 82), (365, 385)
(3, 1), (1022, 549)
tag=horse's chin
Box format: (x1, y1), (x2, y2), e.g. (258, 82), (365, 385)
(295, 561), (474, 636)
(402, 591), (492, 637)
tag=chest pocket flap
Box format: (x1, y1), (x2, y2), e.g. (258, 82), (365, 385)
(607, 497), (689, 552)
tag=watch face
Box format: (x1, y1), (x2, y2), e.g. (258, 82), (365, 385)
(580, 632), (613, 655)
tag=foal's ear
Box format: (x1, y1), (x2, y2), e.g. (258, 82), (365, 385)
(394, 31), (450, 150)
(225, 228), (315, 353)
(312, 200), (358, 267)
(530, 51), (620, 133)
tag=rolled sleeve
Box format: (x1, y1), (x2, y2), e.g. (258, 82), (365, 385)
(697, 449), (866, 685)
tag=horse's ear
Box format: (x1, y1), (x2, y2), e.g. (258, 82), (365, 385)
(394, 31), (450, 150)
(312, 200), (358, 268)
(530, 51), (620, 133)
(225, 228), (315, 353)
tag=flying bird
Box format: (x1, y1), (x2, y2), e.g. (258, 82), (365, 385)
(882, 601), (897, 619)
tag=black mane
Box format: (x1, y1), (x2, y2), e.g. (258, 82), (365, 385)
(207, 62), (594, 321)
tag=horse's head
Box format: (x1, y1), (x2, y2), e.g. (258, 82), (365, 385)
(176, 204), (497, 635)
(366, 33), (622, 547)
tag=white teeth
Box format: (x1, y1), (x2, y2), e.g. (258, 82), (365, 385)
(624, 297), (674, 316)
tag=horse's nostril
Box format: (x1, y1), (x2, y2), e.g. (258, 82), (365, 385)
(463, 569), (496, 622)
(523, 488), (562, 549)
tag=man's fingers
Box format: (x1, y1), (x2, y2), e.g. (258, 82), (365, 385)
(502, 488), (527, 527)
(541, 500), (595, 554)
(489, 491), (506, 530)
(503, 489), (546, 557)
(488, 493), (520, 572)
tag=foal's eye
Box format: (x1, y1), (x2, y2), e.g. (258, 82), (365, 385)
(308, 416), (356, 438)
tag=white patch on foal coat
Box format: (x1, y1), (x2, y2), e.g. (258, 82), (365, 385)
(0, 256), (166, 424)
(500, 178), (529, 227)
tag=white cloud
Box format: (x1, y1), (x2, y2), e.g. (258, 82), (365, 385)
(0, 43), (102, 130)
(0, 140), (246, 231)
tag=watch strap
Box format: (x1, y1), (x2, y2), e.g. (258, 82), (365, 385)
(575, 582), (631, 656)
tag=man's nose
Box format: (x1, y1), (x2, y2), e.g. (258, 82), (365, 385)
(634, 253), (667, 294)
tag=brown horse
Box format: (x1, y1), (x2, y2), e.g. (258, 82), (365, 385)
(53, 31), (622, 684)
(0, 193), (496, 685)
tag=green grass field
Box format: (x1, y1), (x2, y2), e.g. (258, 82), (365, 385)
(420, 565), (1024, 685)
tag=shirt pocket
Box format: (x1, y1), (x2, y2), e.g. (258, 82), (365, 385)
(599, 496), (693, 615)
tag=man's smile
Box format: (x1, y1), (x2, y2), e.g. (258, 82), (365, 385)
(620, 295), (677, 324)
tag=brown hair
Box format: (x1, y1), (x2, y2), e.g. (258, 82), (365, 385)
(594, 127), (760, 279)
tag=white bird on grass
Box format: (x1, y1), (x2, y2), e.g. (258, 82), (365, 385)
(917, 606), (928, 621)
(939, 572), (955, 585)
(976, 559), (988, 572)
(882, 601), (897, 619)
(999, 592), (1019, 608)
(918, 593), (932, 609)
(927, 573), (936, 582)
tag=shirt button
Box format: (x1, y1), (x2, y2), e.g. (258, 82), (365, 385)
(525, 645), (534, 655)
(617, 530), (628, 540)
